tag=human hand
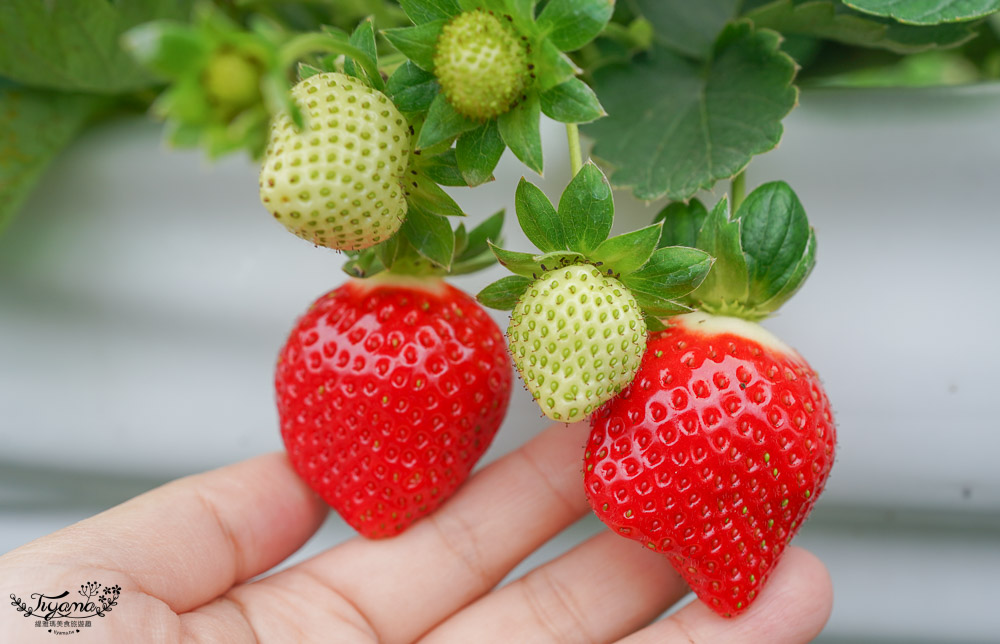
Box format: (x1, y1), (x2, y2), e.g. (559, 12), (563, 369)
(0, 423), (832, 643)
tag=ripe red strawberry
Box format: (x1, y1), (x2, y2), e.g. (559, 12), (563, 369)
(585, 311), (835, 616)
(276, 277), (513, 538)
(582, 181), (835, 616)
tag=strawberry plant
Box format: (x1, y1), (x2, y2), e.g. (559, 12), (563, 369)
(5, 0), (1000, 625)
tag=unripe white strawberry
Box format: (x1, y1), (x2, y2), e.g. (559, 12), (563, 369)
(433, 9), (530, 120)
(509, 263), (647, 422)
(259, 72), (412, 251)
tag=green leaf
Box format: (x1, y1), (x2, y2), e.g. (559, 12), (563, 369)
(634, 0), (741, 58)
(745, 0), (977, 54)
(655, 199), (709, 249)
(417, 93), (479, 148)
(0, 0), (193, 93)
(498, 93), (544, 174)
(344, 18), (383, 90)
(0, 88), (105, 233)
(557, 162), (614, 254)
(536, 0), (616, 51)
(843, 0), (1000, 24)
(415, 149), (467, 186)
(533, 38), (581, 91)
(735, 181), (816, 313)
(586, 22), (797, 201)
(456, 121), (505, 186)
(689, 197), (750, 310)
(122, 21), (208, 78)
(383, 20), (446, 71)
(401, 206), (455, 268)
(621, 246), (715, 312)
(590, 223), (663, 276)
(386, 62), (440, 113)
(539, 78), (606, 124)
(515, 178), (565, 253)
(478, 275), (533, 310)
(407, 172), (467, 217)
(460, 209), (505, 260)
(400, 0), (462, 23)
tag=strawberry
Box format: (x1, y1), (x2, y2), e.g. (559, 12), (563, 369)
(584, 181), (835, 617)
(276, 276), (512, 538)
(259, 72), (412, 251)
(433, 9), (530, 120)
(478, 164), (713, 422)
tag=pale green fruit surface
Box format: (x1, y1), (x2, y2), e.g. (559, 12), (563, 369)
(433, 9), (530, 120)
(509, 264), (647, 422)
(259, 72), (411, 251)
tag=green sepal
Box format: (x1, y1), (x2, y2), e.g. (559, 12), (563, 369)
(655, 199), (708, 249)
(590, 222), (663, 276)
(620, 246), (715, 311)
(123, 21), (209, 78)
(414, 149), (467, 186)
(478, 275), (534, 310)
(536, 0), (616, 52)
(406, 172), (467, 217)
(498, 93), (544, 174)
(533, 38), (580, 91)
(515, 178), (565, 253)
(298, 62), (324, 80)
(343, 249), (388, 278)
(386, 61), (440, 113)
(633, 292), (695, 318)
(376, 231), (404, 270)
(343, 18), (383, 90)
(539, 78), (606, 124)
(417, 93), (479, 148)
(558, 162), (614, 254)
(383, 20), (446, 71)
(489, 243), (585, 278)
(400, 0), (462, 24)
(456, 121), (505, 186)
(401, 205), (456, 268)
(505, 0), (542, 35)
(645, 313), (669, 332)
(452, 209), (505, 273)
(689, 196), (750, 311)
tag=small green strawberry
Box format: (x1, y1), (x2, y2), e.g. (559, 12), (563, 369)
(259, 72), (412, 251)
(478, 163), (714, 421)
(433, 9), (530, 120)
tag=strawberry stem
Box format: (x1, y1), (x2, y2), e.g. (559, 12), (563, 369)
(731, 170), (746, 210)
(566, 123), (583, 177)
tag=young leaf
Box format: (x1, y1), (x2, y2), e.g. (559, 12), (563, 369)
(383, 20), (446, 71)
(400, 0), (462, 24)
(401, 206), (455, 268)
(623, 246), (715, 303)
(407, 173), (467, 217)
(386, 62), (440, 113)
(634, 0), (741, 59)
(557, 163), (614, 254)
(456, 121), (505, 186)
(689, 197), (750, 310)
(498, 94), (543, 174)
(586, 22), (797, 201)
(539, 78), (606, 124)
(478, 275), (533, 310)
(843, 0), (1000, 25)
(735, 181), (815, 313)
(0, 88), (105, 233)
(0, 0), (193, 93)
(536, 0), (616, 52)
(655, 199), (708, 249)
(415, 149), (467, 186)
(590, 223), (663, 276)
(515, 178), (565, 253)
(417, 93), (479, 148)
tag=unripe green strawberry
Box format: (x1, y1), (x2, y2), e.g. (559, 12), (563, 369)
(509, 263), (647, 422)
(259, 72), (411, 251)
(433, 9), (530, 120)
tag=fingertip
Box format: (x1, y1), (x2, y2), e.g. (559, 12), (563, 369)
(741, 546), (833, 642)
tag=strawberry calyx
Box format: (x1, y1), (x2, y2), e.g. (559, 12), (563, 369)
(383, 0), (613, 178)
(655, 181), (816, 322)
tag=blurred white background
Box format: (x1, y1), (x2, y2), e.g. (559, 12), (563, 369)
(2, 84), (999, 642)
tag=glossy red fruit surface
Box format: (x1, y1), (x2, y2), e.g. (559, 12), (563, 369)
(585, 312), (836, 616)
(276, 278), (513, 538)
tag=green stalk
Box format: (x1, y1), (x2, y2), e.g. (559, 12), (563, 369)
(731, 170), (746, 210)
(279, 33), (384, 91)
(566, 123), (583, 177)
